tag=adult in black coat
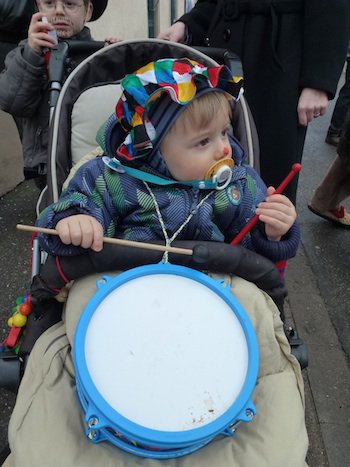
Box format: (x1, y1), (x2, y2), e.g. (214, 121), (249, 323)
(0, 0), (37, 71)
(159, 0), (350, 203)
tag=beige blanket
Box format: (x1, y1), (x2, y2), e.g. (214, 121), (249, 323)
(3, 272), (308, 467)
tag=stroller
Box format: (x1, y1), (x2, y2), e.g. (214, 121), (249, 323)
(1, 40), (308, 466)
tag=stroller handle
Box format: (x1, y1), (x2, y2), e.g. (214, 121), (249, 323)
(47, 40), (105, 119)
(62, 40), (105, 55)
(48, 40), (105, 85)
(193, 47), (244, 77)
(48, 42), (243, 86)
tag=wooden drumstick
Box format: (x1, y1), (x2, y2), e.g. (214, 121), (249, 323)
(231, 163), (302, 245)
(16, 224), (193, 256)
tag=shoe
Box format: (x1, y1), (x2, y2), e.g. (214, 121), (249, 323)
(325, 134), (340, 147)
(308, 204), (350, 227)
(33, 175), (47, 190)
(24, 164), (47, 190)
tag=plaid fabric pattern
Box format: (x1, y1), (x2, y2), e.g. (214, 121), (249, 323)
(115, 58), (244, 161)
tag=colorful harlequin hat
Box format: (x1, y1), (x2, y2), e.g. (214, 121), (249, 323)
(105, 58), (243, 162)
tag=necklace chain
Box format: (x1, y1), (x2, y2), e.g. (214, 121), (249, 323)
(143, 181), (214, 262)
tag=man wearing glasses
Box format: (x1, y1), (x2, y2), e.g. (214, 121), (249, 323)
(0, 1), (119, 186)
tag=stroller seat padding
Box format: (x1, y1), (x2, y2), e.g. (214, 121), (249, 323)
(71, 83), (122, 165)
(4, 272), (308, 467)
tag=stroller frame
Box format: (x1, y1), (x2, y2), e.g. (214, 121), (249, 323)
(1, 39), (306, 388)
(0, 39), (309, 465)
(33, 39), (260, 277)
(35, 37), (306, 362)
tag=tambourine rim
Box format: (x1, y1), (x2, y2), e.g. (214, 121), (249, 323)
(74, 263), (259, 446)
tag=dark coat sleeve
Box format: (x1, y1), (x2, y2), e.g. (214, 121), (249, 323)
(0, 0), (36, 34)
(0, 41), (46, 117)
(299, 0), (350, 98)
(179, 0), (217, 45)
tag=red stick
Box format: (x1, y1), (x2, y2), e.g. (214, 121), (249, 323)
(231, 163), (302, 245)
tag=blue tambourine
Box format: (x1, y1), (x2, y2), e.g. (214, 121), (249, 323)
(74, 263), (259, 459)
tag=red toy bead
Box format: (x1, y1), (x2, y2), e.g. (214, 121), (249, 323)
(19, 303), (32, 316)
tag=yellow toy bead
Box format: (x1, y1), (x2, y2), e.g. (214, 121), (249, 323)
(12, 313), (27, 328)
(7, 317), (14, 327)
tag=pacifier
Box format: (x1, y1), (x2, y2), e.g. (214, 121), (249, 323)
(205, 156), (234, 190)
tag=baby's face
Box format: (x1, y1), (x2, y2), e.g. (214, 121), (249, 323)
(160, 109), (232, 182)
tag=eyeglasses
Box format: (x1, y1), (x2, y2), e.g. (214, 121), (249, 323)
(39, 0), (85, 12)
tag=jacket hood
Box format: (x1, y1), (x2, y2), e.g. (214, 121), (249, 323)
(97, 58), (244, 166)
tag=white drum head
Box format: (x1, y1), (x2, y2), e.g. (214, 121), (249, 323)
(84, 273), (249, 432)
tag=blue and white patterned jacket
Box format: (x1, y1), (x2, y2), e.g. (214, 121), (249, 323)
(37, 136), (300, 261)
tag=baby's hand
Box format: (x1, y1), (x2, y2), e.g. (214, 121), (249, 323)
(28, 12), (57, 55)
(55, 215), (103, 252)
(255, 186), (297, 241)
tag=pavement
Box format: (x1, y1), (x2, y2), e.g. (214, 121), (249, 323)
(0, 100), (350, 466)
(0, 111), (23, 197)
(286, 110), (350, 466)
(285, 247), (350, 467)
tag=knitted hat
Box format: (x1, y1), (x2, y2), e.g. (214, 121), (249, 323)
(99, 57), (244, 163)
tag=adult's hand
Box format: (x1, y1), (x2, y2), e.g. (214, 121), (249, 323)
(157, 21), (186, 42)
(104, 36), (123, 47)
(297, 88), (328, 126)
(28, 12), (57, 55)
